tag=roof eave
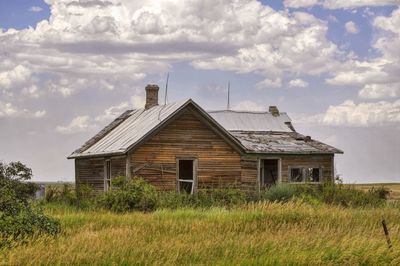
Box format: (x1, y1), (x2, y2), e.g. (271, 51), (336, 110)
(67, 150), (126, 159)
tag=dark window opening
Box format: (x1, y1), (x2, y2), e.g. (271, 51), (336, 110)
(260, 159), (278, 187)
(290, 168), (303, 182)
(178, 160), (195, 194)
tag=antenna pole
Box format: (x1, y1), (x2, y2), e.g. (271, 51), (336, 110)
(164, 72), (169, 105)
(227, 81), (230, 110)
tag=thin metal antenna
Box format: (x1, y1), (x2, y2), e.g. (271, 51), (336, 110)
(227, 81), (230, 110)
(164, 72), (169, 105)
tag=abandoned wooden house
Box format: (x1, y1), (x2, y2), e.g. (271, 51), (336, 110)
(68, 84), (343, 193)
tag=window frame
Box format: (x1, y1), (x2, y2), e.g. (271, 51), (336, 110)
(176, 157), (197, 194)
(288, 166), (322, 184)
(104, 159), (112, 191)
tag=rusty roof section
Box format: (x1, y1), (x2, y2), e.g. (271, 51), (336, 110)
(230, 131), (343, 154)
(72, 110), (133, 155)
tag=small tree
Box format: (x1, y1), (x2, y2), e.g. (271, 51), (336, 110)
(0, 161), (60, 246)
(0, 161), (38, 206)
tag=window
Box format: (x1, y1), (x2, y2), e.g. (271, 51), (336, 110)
(289, 167), (321, 183)
(177, 159), (196, 194)
(105, 160), (111, 191)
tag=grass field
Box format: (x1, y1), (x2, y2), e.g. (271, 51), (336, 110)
(1, 201), (399, 265)
(353, 183), (400, 201)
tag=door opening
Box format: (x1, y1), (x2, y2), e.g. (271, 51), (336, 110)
(260, 159), (279, 188)
(178, 159), (196, 194)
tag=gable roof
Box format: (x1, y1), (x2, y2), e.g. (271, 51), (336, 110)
(69, 99), (343, 158)
(208, 110), (293, 132)
(68, 99), (244, 159)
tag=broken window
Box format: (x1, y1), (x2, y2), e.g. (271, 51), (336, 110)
(289, 167), (321, 183)
(105, 160), (111, 191)
(178, 159), (195, 194)
(290, 168), (303, 182)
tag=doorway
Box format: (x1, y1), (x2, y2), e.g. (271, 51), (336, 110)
(260, 159), (279, 187)
(177, 159), (196, 194)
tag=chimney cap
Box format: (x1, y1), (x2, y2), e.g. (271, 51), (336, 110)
(145, 84), (159, 90)
(269, 106), (280, 116)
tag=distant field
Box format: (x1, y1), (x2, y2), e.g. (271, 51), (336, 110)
(1, 202), (399, 265)
(352, 183), (400, 201)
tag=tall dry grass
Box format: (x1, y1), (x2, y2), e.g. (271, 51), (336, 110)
(1, 202), (399, 265)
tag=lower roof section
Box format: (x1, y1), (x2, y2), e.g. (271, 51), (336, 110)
(230, 131), (343, 154)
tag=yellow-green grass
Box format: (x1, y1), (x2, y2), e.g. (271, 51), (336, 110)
(1, 202), (400, 265)
(352, 183), (400, 201)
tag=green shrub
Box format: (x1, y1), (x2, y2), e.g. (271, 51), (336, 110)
(45, 183), (95, 209)
(0, 161), (60, 247)
(260, 184), (299, 202)
(320, 183), (385, 207)
(99, 176), (158, 212)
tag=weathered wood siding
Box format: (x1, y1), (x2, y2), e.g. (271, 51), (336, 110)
(130, 109), (243, 191)
(280, 154), (334, 182)
(75, 158), (104, 191)
(240, 156), (258, 190)
(75, 156), (126, 191)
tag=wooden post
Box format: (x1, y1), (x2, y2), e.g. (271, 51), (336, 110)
(382, 219), (392, 249)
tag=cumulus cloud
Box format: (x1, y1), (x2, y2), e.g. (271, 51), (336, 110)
(0, 65), (32, 90)
(256, 78), (282, 89)
(345, 21), (359, 34)
(95, 102), (130, 122)
(56, 115), (95, 134)
(321, 100), (400, 126)
(284, 0), (320, 8)
(0, 101), (46, 118)
(29, 6), (43, 12)
(359, 83), (400, 99)
(57, 98), (144, 134)
(289, 78), (309, 87)
(297, 100), (400, 126)
(285, 0), (399, 9)
(327, 8), (400, 102)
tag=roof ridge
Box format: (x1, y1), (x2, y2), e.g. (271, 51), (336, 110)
(208, 110), (288, 114)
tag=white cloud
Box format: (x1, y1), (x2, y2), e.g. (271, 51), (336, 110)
(320, 100), (400, 126)
(29, 6), (43, 12)
(359, 83), (400, 99)
(256, 78), (282, 89)
(0, 65), (32, 89)
(95, 102), (130, 122)
(284, 0), (320, 8)
(234, 100), (265, 111)
(345, 21), (359, 34)
(289, 78), (309, 87)
(0, 101), (46, 118)
(284, 0), (399, 9)
(130, 95), (145, 109)
(327, 8), (400, 99)
(322, 0), (400, 9)
(56, 115), (95, 134)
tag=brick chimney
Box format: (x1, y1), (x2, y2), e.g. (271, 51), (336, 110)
(269, 106), (280, 116)
(145, 84), (159, 109)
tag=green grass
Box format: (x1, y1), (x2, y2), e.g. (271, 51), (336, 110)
(1, 201), (399, 265)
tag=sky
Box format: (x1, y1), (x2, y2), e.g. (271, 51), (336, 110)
(0, 0), (399, 183)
